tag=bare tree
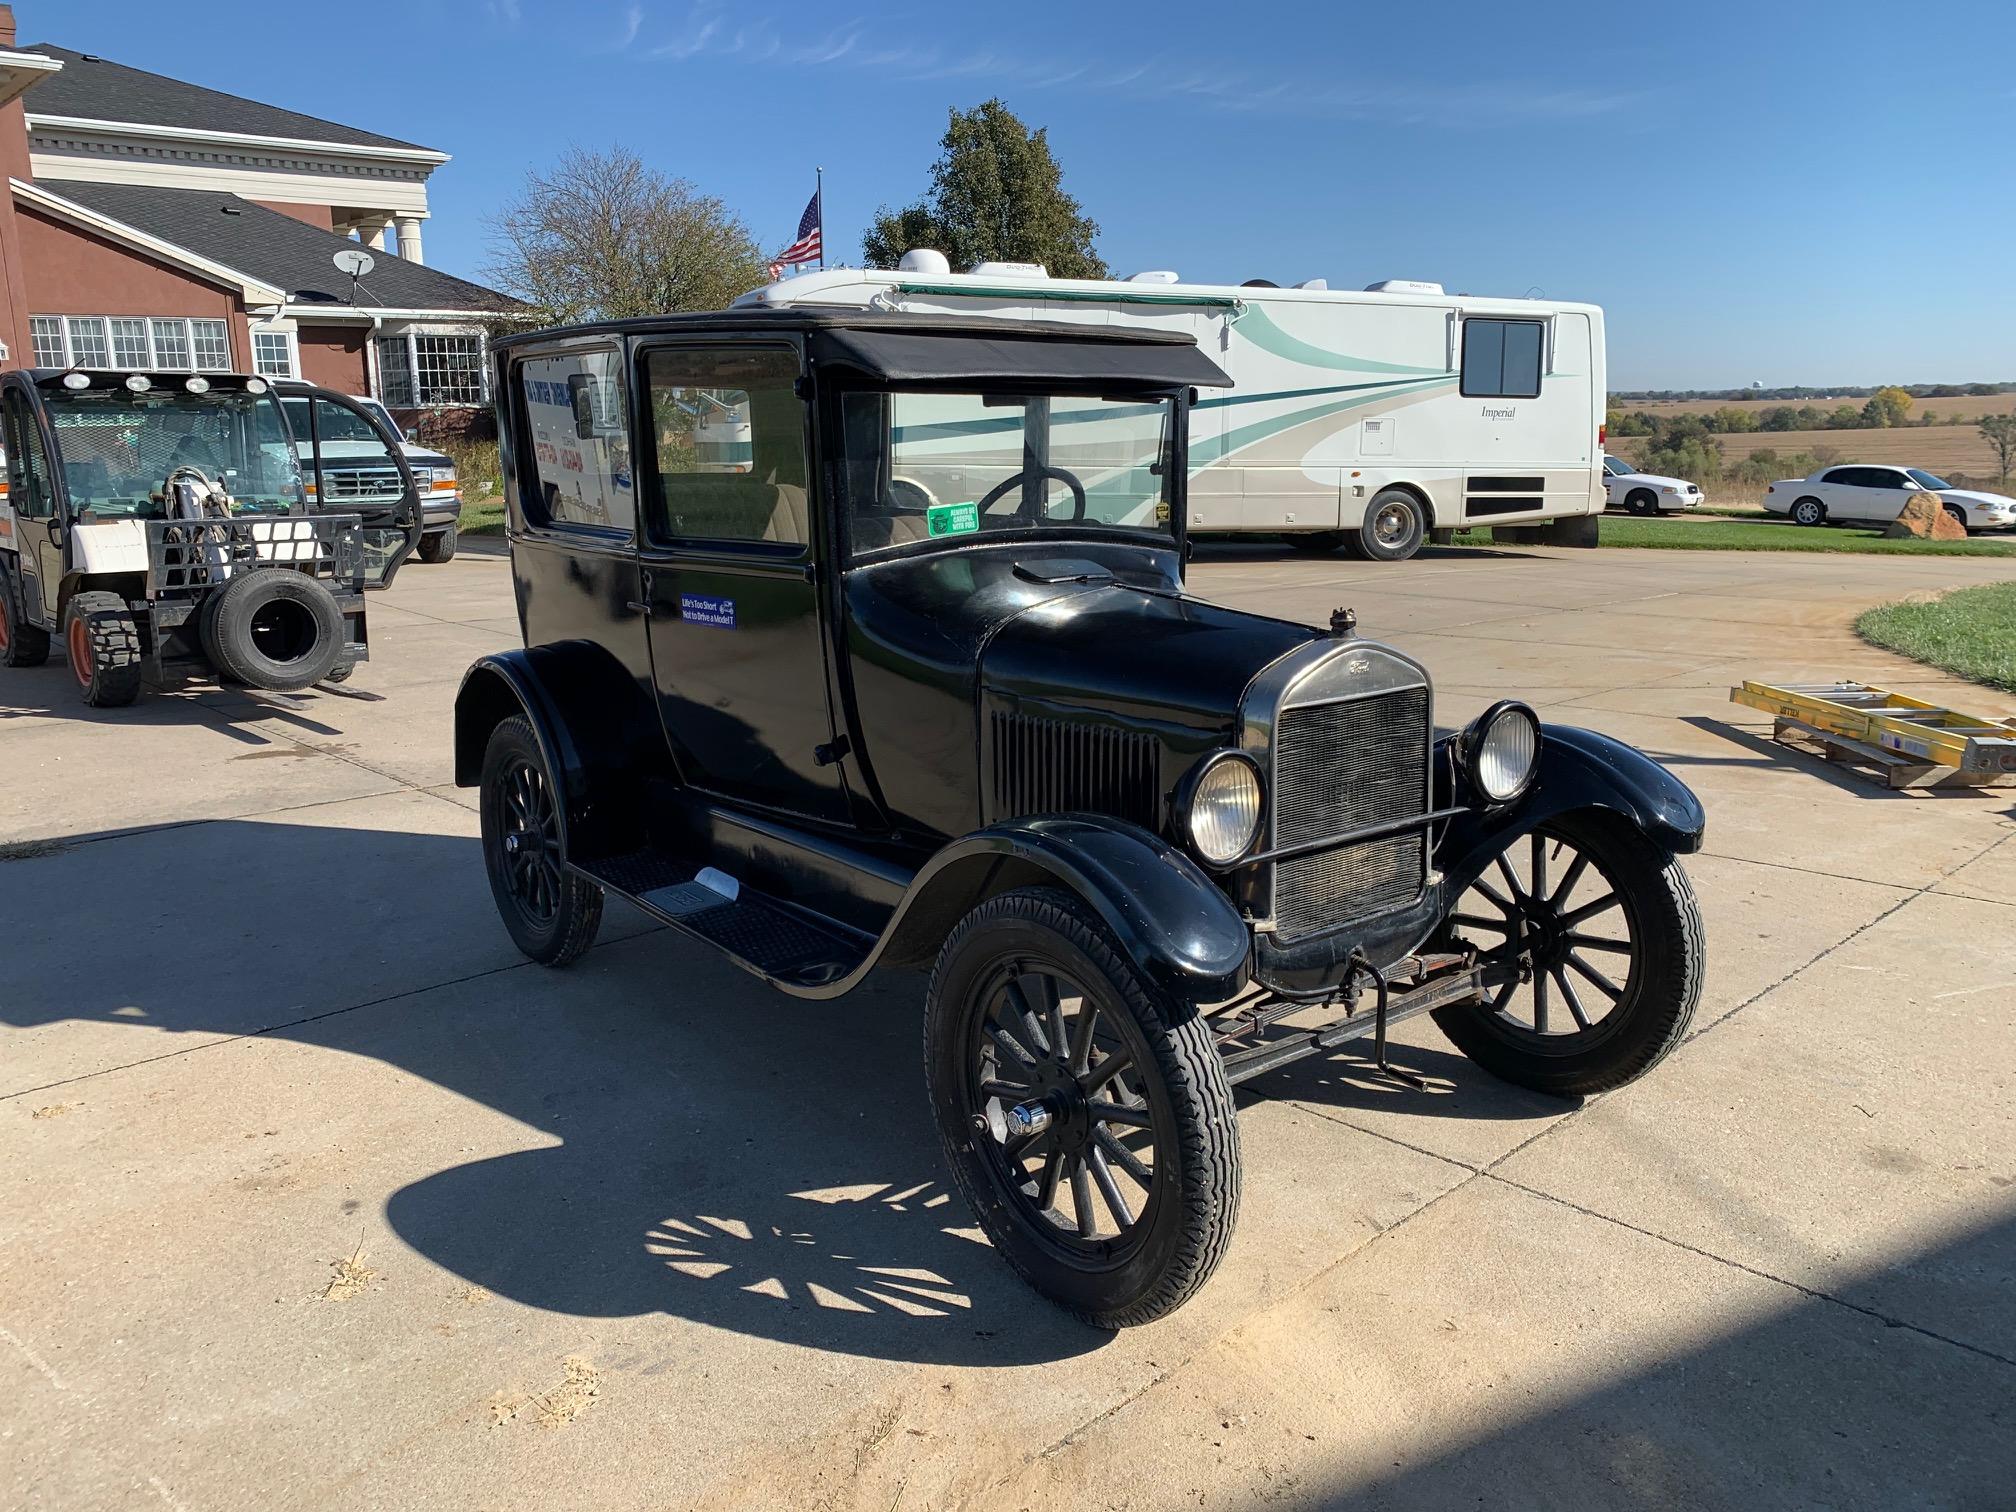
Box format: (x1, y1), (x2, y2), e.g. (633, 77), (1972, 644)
(1979, 414), (2016, 481)
(485, 147), (767, 324)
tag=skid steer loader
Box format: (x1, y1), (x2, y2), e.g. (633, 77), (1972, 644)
(0, 368), (422, 706)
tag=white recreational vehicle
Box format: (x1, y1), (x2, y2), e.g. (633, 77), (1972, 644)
(736, 255), (1606, 562)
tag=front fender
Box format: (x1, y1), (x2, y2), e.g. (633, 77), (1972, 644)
(1434, 724), (1705, 897)
(877, 815), (1251, 1005)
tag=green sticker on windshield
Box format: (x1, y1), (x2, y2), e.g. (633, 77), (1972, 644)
(927, 501), (980, 537)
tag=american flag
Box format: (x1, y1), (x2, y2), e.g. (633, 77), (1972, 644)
(767, 190), (822, 279)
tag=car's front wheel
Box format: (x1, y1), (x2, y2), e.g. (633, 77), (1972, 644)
(1625, 488), (1660, 517)
(1790, 497), (1826, 526)
(925, 887), (1240, 1327)
(1434, 810), (1702, 1096)
(480, 715), (603, 966)
(418, 525), (459, 563)
(64, 591), (143, 707)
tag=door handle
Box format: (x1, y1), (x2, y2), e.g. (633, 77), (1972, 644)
(624, 600), (652, 615)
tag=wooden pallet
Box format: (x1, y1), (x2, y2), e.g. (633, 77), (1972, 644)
(1769, 715), (2011, 790)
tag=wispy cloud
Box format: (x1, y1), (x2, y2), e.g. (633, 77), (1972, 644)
(484, 0), (522, 25)
(615, 4), (1644, 125)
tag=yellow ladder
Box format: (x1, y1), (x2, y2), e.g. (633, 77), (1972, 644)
(1729, 680), (2016, 788)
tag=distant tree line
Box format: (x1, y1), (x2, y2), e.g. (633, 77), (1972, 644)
(1613, 382), (2015, 403)
(1615, 400), (2016, 486)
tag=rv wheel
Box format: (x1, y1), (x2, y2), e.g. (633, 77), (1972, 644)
(1347, 489), (1426, 562)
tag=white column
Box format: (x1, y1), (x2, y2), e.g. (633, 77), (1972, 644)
(394, 215), (425, 265)
(367, 219), (392, 252)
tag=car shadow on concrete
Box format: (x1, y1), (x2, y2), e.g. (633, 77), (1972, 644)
(3, 816), (1563, 1365)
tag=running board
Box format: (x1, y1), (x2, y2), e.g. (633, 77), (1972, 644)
(574, 849), (871, 990)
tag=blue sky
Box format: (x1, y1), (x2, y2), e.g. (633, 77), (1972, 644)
(35, 0), (2016, 389)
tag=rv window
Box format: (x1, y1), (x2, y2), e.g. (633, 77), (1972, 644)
(1460, 318), (1545, 399)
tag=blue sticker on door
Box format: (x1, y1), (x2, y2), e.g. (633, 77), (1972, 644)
(680, 593), (737, 628)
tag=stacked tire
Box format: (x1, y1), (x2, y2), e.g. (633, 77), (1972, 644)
(200, 569), (348, 692)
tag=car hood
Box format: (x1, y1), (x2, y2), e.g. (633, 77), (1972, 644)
(310, 440), (454, 469)
(1933, 489), (2016, 510)
(980, 565), (1319, 738)
(1616, 472), (1696, 490)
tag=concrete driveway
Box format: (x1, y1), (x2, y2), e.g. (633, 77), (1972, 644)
(4, 542), (2012, 1511)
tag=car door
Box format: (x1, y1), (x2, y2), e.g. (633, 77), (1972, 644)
(1815, 467), (1873, 521)
(1859, 467), (1914, 523)
(290, 389), (424, 587)
(1, 386), (63, 625)
(634, 340), (851, 824)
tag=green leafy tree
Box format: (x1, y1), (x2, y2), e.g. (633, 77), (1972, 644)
(484, 146), (767, 323)
(1759, 406), (1800, 431)
(863, 99), (1108, 278)
(1829, 404), (1863, 430)
(1871, 386), (1913, 425)
(1712, 406), (1760, 433)
(1980, 414), (2016, 480)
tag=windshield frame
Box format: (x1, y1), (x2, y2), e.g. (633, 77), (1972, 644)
(830, 378), (1189, 565)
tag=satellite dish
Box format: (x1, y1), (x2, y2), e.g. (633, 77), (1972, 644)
(333, 248), (375, 278)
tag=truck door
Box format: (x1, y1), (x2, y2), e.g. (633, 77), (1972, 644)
(291, 389), (424, 587)
(1, 386), (63, 626)
(634, 341), (851, 824)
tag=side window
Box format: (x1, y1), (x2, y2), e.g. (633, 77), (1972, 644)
(1872, 470), (1908, 489)
(1460, 318), (1545, 399)
(3, 397), (55, 519)
(518, 350), (634, 534)
(644, 346), (808, 547)
(1822, 468), (1859, 485)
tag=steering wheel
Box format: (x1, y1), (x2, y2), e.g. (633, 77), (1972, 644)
(976, 465), (1088, 523)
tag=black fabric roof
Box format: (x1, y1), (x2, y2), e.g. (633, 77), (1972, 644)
(23, 44), (432, 153)
(41, 182), (517, 314)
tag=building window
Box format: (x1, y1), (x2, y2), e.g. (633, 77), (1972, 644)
(65, 317), (109, 367)
(251, 327), (296, 379)
(375, 330), (486, 407)
(29, 314), (236, 372)
(110, 318), (151, 369)
(190, 319), (231, 371)
(150, 318), (190, 368)
(29, 316), (64, 366)
(1459, 318), (1545, 399)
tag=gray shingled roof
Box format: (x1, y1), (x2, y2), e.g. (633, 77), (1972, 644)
(22, 44), (434, 154)
(45, 182), (517, 313)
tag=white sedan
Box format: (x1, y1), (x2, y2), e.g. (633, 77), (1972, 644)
(1603, 456), (1703, 515)
(1763, 466), (2016, 533)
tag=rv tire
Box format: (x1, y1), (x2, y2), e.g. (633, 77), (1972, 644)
(1347, 489), (1426, 563)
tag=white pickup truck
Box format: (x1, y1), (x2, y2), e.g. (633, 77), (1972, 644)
(1763, 465), (2016, 533)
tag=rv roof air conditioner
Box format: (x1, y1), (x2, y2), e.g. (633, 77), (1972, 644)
(1295, 278), (1329, 290)
(1364, 279), (1445, 295)
(897, 248), (952, 274)
(970, 261), (1048, 278)
(1125, 271), (1180, 284)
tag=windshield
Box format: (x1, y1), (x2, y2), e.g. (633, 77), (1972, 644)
(1604, 456), (1633, 475)
(281, 394), (385, 444)
(45, 389), (303, 517)
(839, 390), (1177, 555)
(1906, 469), (1952, 490)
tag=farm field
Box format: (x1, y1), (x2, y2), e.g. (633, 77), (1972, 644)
(1614, 390), (2016, 425)
(1608, 422), (2007, 481)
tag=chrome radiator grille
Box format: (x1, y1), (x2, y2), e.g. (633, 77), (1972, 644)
(1271, 686), (1430, 939)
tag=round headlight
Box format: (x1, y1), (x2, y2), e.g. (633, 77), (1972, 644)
(1468, 702), (1541, 803)
(1183, 751), (1263, 866)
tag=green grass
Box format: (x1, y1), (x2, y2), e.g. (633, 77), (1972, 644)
(1856, 584), (2016, 694)
(1456, 516), (2016, 557)
(439, 437), (505, 535)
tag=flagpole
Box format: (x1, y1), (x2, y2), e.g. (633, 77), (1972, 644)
(815, 166), (825, 269)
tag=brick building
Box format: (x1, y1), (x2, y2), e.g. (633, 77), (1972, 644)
(0, 5), (515, 420)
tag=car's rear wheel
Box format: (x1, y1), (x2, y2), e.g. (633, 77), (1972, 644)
(1346, 489), (1426, 562)
(1625, 488), (1660, 516)
(0, 557), (51, 668)
(1790, 497), (1826, 526)
(64, 591), (142, 707)
(925, 887), (1240, 1327)
(1434, 810), (1702, 1096)
(480, 715), (603, 966)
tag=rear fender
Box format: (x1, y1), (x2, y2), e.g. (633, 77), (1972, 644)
(453, 642), (665, 861)
(1433, 724), (1705, 897)
(877, 815), (1251, 1006)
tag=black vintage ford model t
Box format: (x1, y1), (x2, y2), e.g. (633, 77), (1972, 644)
(455, 311), (1706, 1326)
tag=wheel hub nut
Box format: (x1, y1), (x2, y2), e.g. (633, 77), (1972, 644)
(1008, 1101), (1053, 1137)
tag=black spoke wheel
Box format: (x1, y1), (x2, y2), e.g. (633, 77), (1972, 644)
(479, 715), (603, 966)
(1434, 810), (1703, 1096)
(926, 887), (1240, 1327)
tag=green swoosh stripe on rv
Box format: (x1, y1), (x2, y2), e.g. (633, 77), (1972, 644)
(1230, 305), (1451, 376)
(1190, 375), (1454, 467)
